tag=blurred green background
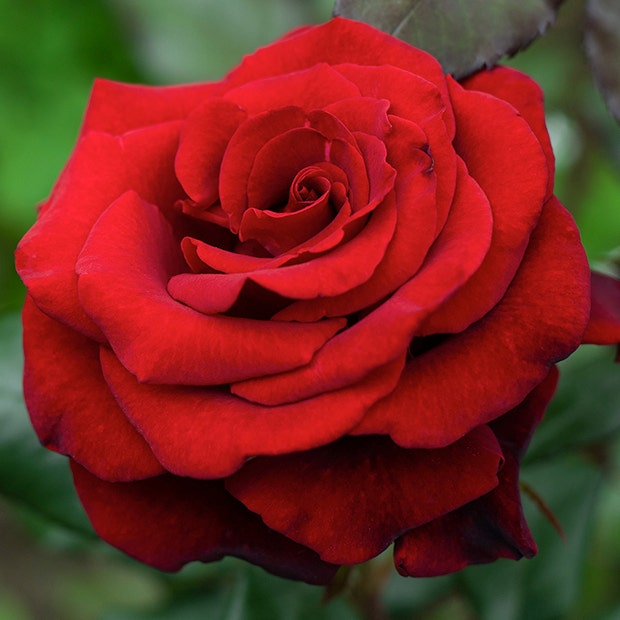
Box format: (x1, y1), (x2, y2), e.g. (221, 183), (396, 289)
(0, 0), (619, 618)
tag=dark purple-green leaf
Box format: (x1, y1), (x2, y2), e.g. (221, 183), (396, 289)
(585, 0), (620, 123)
(333, 0), (565, 78)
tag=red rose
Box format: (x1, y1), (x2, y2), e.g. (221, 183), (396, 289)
(15, 18), (611, 583)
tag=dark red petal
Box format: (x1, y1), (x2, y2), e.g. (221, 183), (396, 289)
(421, 77), (549, 335)
(239, 192), (334, 256)
(171, 190), (396, 307)
(100, 347), (405, 479)
(218, 107), (307, 232)
(224, 62), (361, 115)
(323, 97), (392, 138)
(275, 118), (439, 322)
(331, 63), (457, 236)
(461, 67), (555, 200)
(22, 297), (163, 482)
(15, 123), (183, 341)
(243, 127), (337, 213)
(175, 99), (248, 205)
(76, 192), (344, 385)
(226, 426), (502, 565)
(81, 78), (222, 135)
(226, 18), (454, 135)
(71, 463), (338, 584)
(356, 198), (589, 447)
(233, 158), (491, 405)
(582, 271), (620, 347)
(394, 367), (558, 577)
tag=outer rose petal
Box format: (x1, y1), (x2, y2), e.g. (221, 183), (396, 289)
(22, 297), (163, 482)
(226, 426), (502, 565)
(355, 197), (589, 447)
(100, 347), (406, 478)
(71, 463), (338, 585)
(225, 18), (455, 136)
(582, 271), (620, 349)
(15, 123), (183, 341)
(461, 66), (555, 200)
(394, 367), (558, 577)
(81, 78), (223, 135)
(224, 63), (361, 115)
(421, 77), (549, 335)
(76, 191), (345, 385)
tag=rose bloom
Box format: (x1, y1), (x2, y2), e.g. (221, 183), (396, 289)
(15, 18), (620, 583)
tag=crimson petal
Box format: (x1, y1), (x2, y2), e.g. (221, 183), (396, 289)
(100, 347), (405, 479)
(394, 367), (558, 577)
(15, 123), (183, 341)
(461, 66), (555, 200)
(421, 77), (549, 335)
(76, 192), (344, 385)
(22, 297), (163, 482)
(223, 63), (361, 115)
(175, 98), (248, 206)
(81, 78), (222, 135)
(71, 463), (338, 584)
(226, 18), (454, 135)
(356, 198), (589, 447)
(582, 271), (620, 349)
(226, 426), (502, 565)
(233, 158), (491, 405)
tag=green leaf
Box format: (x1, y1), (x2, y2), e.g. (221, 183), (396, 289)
(0, 313), (91, 534)
(108, 0), (333, 83)
(525, 345), (620, 463)
(332, 0), (565, 78)
(585, 0), (620, 123)
(101, 559), (360, 620)
(459, 454), (603, 620)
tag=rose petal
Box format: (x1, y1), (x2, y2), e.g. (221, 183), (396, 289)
(169, 190), (396, 307)
(22, 297), (163, 482)
(334, 64), (456, 235)
(226, 426), (502, 565)
(582, 271), (620, 348)
(356, 198), (589, 447)
(100, 346), (405, 478)
(421, 77), (549, 335)
(323, 97), (392, 138)
(218, 107), (308, 232)
(81, 78), (222, 135)
(394, 367), (558, 577)
(15, 123), (183, 341)
(175, 98), (248, 206)
(71, 462), (338, 584)
(275, 117), (438, 322)
(76, 191), (345, 385)
(233, 157), (491, 405)
(461, 66), (555, 199)
(226, 18), (454, 135)
(224, 62), (361, 115)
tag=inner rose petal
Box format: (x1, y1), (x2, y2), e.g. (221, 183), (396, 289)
(245, 127), (334, 212)
(174, 98), (248, 206)
(219, 107), (308, 232)
(239, 164), (348, 255)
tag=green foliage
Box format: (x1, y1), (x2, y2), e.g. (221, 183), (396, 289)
(0, 313), (90, 533)
(333, 0), (564, 78)
(585, 0), (620, 122)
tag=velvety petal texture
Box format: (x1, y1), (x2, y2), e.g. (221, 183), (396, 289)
(16, 17), (606, 584)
